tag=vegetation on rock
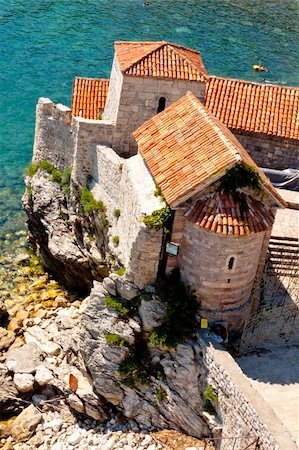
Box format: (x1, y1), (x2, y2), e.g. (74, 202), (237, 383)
(80, 187), (106, 214)
(149, 269), (199, 348)
(115, 267), (125, 276)
(156, 387), (167, 402)
(25, 160), (72, 195)
(104, 296), (129, 319)
(104, 333), (125, 347)
(112, 236), (120, 246)
(113, 208), (121, 219)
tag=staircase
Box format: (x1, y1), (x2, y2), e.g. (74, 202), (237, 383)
(268, 236), (299, 277)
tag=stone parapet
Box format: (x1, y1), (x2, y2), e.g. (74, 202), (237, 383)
(196, 335), (297, 450)
(91, 148), (163, 287)
(33, 98), (74, 171)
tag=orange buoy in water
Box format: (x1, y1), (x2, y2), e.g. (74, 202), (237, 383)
(253, 64), (267, 72)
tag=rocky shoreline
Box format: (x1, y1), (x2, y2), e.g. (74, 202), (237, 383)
(0, 249), (215, 450)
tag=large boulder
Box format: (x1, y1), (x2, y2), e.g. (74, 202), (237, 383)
(22, 174), (98, 289)
(10, 404), (43, 443)
(5, 342), (42, 373)
(78, 282), (210, 438)
(138, 298), (167, 332)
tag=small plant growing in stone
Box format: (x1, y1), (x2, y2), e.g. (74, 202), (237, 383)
(113, 208), (121, 219)
(25, 162), (38, 177)
(60, 166), (72, 195)
(119, 356), (150, 387)
(80, 187), (106, 214)
(105, 333), (125, 347)
(118, 163), (123, 171)
(143, 206), (173, 233)
(112, 235), (120, 246)
(153, 363), (166, 381)
(39, 160), (55, 174)
(26, 184), (33, 197)
(204, 385), (218, 403)
(156, 387), (167, 402)
(52, 169), (62, 183)
(104, 296), (129, 319)
(116, 266), (126, 276)
(138, 290), (152, 302)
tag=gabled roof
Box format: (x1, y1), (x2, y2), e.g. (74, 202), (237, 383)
(72, 77), (109, 120)
(133, 92), (285, 208)
(205, 76), (299, 141)
(185, 192), (275, 236)
(114, 41), (208, 81)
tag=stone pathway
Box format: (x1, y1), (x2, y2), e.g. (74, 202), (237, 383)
(272, 189), (298, 239)
(237, 346), (299, 447)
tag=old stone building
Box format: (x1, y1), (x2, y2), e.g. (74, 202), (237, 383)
(33, 40), (298, 332)
(134, 91), (285, 331)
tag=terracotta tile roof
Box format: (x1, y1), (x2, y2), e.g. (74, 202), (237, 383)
(133, 91), (285, 208)
(114, 41), (208, 81)
(205, 76), (299, 141)
(72, 77), (109, 119)
(185, 192), (275, 236)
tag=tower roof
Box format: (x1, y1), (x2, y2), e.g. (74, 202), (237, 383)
(185, 191), (275, 236)
(133, 91), (285, 208)
(205, 76), (299, 141)
(114, 41), (208, 81)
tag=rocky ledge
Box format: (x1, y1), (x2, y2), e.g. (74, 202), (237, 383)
(0, 269), (217, 448)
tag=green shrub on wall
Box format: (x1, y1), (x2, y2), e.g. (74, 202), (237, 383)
(80, 187), (106, 214)
(149, 269), (199, 348)
(143, 205), (173, 233)
(216, 162), (263, 194)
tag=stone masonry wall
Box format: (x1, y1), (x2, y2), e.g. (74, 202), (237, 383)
(91, 148), (163, 287)
(196, 335), (297, 450)
(33, 98), (74, 171)
(102, 55), (123, 123)
(235, 132), (299, 170)
(72, 117), (114, 187)
(178, 223), (266, 331)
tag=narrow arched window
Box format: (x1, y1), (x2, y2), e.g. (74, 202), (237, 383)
(228, 257), (235, 271)
(157, 97), (166, 113)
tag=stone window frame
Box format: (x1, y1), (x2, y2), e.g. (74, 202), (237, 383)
(225, 255), (237, 273)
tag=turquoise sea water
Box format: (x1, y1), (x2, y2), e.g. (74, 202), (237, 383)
(0, 0), (298, 252)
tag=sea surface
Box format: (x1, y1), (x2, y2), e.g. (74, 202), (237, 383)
(0, 0), (298, 254)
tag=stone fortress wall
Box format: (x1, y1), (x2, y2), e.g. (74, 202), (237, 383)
(235, 133), (299, 170)
(196, 335), (297, 450)
(90, 147), (163, 287)
(32, 97), (164, 289)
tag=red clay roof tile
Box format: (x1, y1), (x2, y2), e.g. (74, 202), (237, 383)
(72, 77), (109, 120)
(134, 92), (285, 208)
(205, 76), (299, 141)
(114, 41), (208, 82)
(186, 192), (275, 236)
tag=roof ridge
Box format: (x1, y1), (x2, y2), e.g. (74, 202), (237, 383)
(115, 41), (165, 72)
(187, 92), (242, 164)
(208, 75), (299, 91)
(74, 76), (109, 81)
(169, 44), (208, 79)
